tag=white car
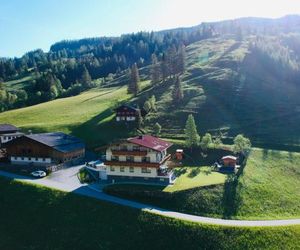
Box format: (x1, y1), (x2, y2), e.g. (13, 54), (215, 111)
(31, 170), (47, 178)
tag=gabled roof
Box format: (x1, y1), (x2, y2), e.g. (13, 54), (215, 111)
(128, 135), (172, 152)
(222, 155), (237, 161)
(0, 124), (19, 134)
(24, 132), (85, 153)
(115, 105), (139, 112)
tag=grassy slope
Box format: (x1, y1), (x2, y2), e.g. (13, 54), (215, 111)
(3, 74), (34, 91)
(1, 37), (300, 149)
(0, 85), (132, 148)
(104, 148), (300, 220)
(0, 177), (299, 250)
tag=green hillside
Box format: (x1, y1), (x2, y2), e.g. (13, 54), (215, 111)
(1, 36), (300, 150)
(0, 177), (299, 250)
(105, 148), (300, 220)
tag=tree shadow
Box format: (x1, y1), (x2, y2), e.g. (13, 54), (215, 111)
(173, 168), (187, 178)
(70, 108), (135, 150)
(222, 174), (241, 219)
(187, 167), (201, 178)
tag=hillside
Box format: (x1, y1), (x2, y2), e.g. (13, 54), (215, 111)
(1, 178), (299, 250)
(104, 148), (300, 220)
(1, 34), (300, 150)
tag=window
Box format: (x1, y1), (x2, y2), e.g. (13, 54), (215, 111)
(129, 167), (134, 173)
(141, 167), (151, 174)
(126, 156), (134, 162)
(43, 158), (46, 162)
(120, 145), (127, 151)
(111, 155), (119, 161)
(21, 157), (24, 160)
(28, 157), (31, 161)
(120, 167), (125, 172)
(35, 158), (38, 161)
(110, 166), (115, 172)
(142, 157), (150, 163)
(14, 157), (17, 160)
(133, 146), (139, 151)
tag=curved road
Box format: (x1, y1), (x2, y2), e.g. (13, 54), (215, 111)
(0, 169), (299, 227)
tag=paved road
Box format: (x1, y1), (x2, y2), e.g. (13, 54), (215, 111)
(0, 169), (300, 227)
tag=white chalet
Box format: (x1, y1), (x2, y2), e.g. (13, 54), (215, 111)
(104, 135), (175, 184)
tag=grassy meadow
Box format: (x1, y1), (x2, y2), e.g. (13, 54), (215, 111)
(2, 37), (300, 150)
(105, 148), (300, 220)
(0, 85), (132, 148)
(0, 177), (299, 250)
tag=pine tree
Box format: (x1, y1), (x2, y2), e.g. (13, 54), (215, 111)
(137, 109), (143, 128)
(128, 63), (140, 96)
(177, 44), (186, 74)
(185, 114), (200, 150)
(143, 100), (151, 113)
(81, 65), (92, 88)
(160, 53), (169, 82)
(149, 95), (157, 111)
(172, 76), (184, 104)
(150, 54), (160, 85)
(153, 122), (162, 136)
(167, 45), (177, 77)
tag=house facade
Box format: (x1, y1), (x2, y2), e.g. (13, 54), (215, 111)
(0, 124), (24, 147)
(104, 135), (175, 184)
(5, 132), (85, 166)
(115, 105), (140, 122)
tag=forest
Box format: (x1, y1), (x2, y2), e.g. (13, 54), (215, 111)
(1, 15), (300, 112)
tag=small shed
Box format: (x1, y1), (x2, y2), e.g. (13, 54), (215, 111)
(222, 155), (237, 167)
(175, 149), (184, 160)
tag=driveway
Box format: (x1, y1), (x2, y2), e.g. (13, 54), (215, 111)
(0, 169), (300, 227)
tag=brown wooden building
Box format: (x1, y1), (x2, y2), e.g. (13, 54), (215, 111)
(115, 105), (140, 122)
(5, 132), (85, 166)
(0, 124), (24, 147)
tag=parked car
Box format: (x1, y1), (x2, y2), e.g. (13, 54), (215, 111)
(30, 170), (47, 178)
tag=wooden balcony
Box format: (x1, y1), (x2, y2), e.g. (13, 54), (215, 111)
(111, 150), (147, 156)
(105, 154), (172, 169)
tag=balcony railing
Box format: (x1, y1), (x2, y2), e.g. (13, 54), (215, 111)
(104, 154), (172, 168)
(111, 150), (148, 156)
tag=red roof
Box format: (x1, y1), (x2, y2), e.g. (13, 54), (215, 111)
(222, 155), (237, 161)
(128, 135), (172, 152)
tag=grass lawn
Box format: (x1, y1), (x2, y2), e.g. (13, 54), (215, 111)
(104, 148), (300, 220)
(165, 167), (227, 192)
(0, 177), (299, 250)
(0, 85), (132, 148)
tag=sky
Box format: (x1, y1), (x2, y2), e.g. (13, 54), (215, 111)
(1, 0), (300, 57)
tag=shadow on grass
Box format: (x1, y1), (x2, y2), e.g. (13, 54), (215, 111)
(221, 153), (249, 219)
(188, 167), (201, 178)
(71, 108), (135, 150)
(173, 168), (187, 178)
(222, 174), (241, 219)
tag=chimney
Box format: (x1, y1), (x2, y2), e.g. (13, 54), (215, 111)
(139, 135), (144, 140)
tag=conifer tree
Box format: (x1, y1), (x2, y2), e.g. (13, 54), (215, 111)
(161, 53), (169, 82)
(81, 65), (92, 88)
(150, 54), (161, 85)
(149, 95), (157, 111)
(128, 63), (140, 96)
(185, 114), (200, 150)
(153, 122), (162, 136)
(177, 44), (186, 74)
(172, 76), (184, 104)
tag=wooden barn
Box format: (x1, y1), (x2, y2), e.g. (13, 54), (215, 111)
(5, 132), (85, 166)
(0, 124), (24, 147)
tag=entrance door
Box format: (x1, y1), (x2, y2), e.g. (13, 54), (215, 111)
(99, 170), (108, 180)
